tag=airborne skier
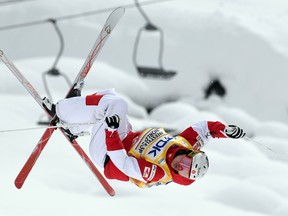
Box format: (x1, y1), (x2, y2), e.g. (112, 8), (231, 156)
(43, 81), (246, 188)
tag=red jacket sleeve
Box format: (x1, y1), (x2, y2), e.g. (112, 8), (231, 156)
(104, 157), (165, 183)
(178, 121), (227, 150)
(207, 121), (227, 138)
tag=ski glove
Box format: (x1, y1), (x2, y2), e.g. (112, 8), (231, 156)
(105, 114), (120, 129)
(224, 125), (246, 139)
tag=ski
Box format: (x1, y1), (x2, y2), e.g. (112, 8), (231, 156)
(0, 7), (125, 196)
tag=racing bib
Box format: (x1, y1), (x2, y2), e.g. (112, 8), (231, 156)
(129, 128), (193, 187)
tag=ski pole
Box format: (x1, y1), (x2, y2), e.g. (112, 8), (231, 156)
(0, 121), (98, 133)
(220, 130), (288, 161)
(244, 136), (288, 161)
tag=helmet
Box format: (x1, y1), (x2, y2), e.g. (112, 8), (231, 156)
(178, 151), (209, 180)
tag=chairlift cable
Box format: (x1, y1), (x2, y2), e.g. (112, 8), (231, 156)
(0, 0), (173, 31)
(0, 0), (34, 6)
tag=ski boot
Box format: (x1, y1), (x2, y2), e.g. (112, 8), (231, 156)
(55, 118), (90, 141)
(42, 97), (56, 117)
(67, 80), (85, 98)
(61, 127), (90, 141)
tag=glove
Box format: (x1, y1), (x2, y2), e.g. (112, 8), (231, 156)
(224, 125), (246, 139)
(105, 114), (120, 129)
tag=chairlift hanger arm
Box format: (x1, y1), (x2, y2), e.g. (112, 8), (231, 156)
(47, 19), (64, 70)
(135, 0), (156, 29)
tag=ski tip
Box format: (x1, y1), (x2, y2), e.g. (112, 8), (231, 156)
(112, 7), (125, 16)
(0, 50), (3, 57)
(108, 189), (116, 197)
(14, 180), (23, 189)
(115, 6), (125, 13)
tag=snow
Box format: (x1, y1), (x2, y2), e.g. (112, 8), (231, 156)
(1, 1), (288, 216)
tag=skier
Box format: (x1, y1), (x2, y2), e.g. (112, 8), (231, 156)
(43, 81), (246, 188)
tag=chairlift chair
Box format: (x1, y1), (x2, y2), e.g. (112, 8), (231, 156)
(133, 0), (177, 79)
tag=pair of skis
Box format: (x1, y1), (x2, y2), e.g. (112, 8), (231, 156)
(0, 7), (125, 196)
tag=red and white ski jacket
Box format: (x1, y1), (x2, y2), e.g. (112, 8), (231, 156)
(104, 121), (227, 188)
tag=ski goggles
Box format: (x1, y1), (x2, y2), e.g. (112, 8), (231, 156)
(178, 151), (209, 180)
(178, 151), (199, 179)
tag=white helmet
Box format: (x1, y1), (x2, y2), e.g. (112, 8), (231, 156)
(189, 151), (209, 180)
(179, 151), (209, 180)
